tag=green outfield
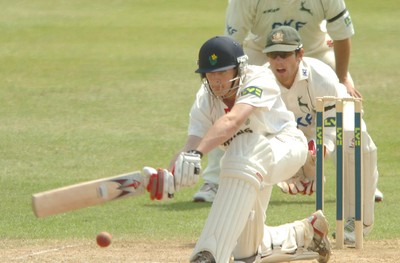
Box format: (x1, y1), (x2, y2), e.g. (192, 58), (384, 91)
(0, 0), (399, 257)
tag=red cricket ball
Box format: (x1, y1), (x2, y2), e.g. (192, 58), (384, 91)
(96, 231), (112, 247)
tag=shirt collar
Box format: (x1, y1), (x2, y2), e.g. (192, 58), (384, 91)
(296, 60), (310, 82)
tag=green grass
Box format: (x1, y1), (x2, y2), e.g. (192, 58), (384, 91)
(0, 0), (399, 246)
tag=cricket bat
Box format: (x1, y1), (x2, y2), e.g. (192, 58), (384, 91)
(32, 171), (148, 218)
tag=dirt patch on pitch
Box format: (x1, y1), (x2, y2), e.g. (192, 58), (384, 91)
(1, 238), (399, 262)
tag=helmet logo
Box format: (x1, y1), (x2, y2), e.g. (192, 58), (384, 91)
(209, 53), (218, 66)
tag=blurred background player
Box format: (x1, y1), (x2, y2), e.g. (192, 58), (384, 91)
(151, 35), (331, 263)
(264, 26), (378, 244)
(193, 0), (383, 203)
(225, 0), (357, 97)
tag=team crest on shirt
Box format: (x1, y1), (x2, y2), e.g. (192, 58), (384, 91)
(300, 1), (313, 15)
(209, 54), (218, 65)
(241, 86), (263, 98)
(297, 96), (310, 113)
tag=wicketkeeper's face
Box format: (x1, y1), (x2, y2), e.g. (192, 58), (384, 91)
(267, 48), (304, 88)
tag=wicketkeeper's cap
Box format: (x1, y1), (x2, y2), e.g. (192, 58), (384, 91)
(195, 36), (244, 73)
(263, 26), (303, 53)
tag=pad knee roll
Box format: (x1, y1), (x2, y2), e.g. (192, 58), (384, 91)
(220, 132), (307, 187)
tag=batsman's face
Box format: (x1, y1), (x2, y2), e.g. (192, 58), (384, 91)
(267, 49), (303, 88)
(206, 69), (238, 98)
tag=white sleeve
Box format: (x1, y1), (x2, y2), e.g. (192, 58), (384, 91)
(322, 0), (355, 40)
(235, 68), (281, 110)
(224, 0), (259, 44)
(187, 87), (213, 138)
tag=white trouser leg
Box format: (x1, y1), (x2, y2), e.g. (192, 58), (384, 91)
(339, 102), (377, 231)
(343, 131), (377, 233)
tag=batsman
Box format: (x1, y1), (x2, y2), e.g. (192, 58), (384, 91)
(146, 36), (331, 262)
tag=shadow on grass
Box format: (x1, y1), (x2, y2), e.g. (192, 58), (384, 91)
(269, 198), (336, 206)
(143, 197), (336, 211)
(144, 200), (211, 211)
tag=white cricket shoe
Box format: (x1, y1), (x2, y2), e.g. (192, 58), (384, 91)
(193, 182), (218, 202)
(375, 188), (384, 202)
(190, 251), (215, 263)
(307, 210), (331, 263)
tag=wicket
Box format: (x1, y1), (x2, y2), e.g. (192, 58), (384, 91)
(315, 96), (363, 249)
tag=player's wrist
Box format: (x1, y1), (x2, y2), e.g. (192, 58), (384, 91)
(187, 150), (203, 158)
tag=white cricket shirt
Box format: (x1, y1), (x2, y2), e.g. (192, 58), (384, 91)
(225, 0), (354, 57)
(188, 65), (297, 148)
(275, 57), (350, 151)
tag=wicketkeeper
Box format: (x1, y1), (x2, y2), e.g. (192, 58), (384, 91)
(263, 26), (379, 245)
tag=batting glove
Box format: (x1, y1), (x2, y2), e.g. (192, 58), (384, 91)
(173, 150), (202, 191)
(142, 166), (175, 200)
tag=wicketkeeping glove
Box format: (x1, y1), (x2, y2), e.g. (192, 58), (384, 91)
(142, 166), (175, 200)
(277, 170), (309, 195)
(173, 150), (202, 191)
(277, 140), (320, 195)
(303, 140), (316, 180)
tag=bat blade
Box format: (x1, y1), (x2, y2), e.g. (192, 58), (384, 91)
(32, 171), (147, 218)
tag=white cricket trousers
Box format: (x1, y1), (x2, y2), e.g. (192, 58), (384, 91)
(190, 129), (308, 262)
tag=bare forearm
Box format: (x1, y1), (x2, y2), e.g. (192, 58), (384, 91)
(333, 38), (351, 83)
(196, 115), (240, 155)
(168, 135), (202, 170)
(333, 38), (362, 97)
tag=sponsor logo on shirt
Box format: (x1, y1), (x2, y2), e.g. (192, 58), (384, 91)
(241, 86), (263, 98)
(297, 114), (312, 127)
(263, 8), (280, 14)
(344, 16), (352, 27)
(272, 21), (307, 31)
(296, 96), (312, 127)
(223, 128), (253, 147)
